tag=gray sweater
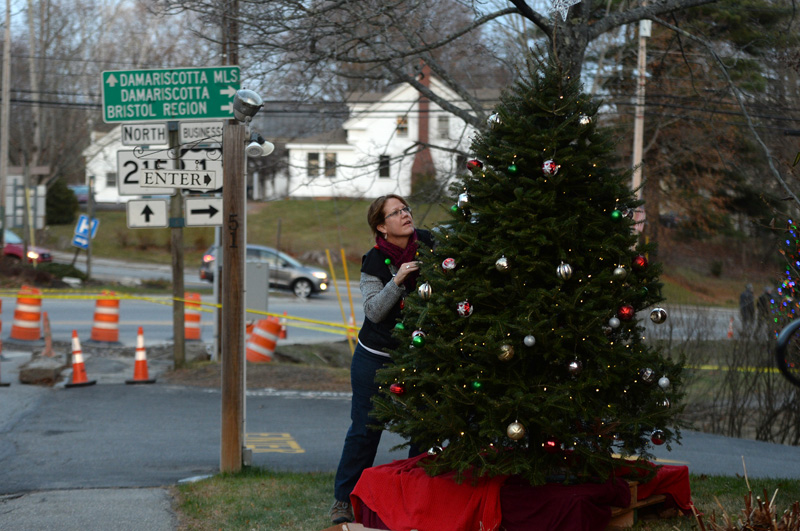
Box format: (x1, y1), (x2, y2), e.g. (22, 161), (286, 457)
(360, 270), (405, 324)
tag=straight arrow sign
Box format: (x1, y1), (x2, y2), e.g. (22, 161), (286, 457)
(126, 199), (169, 228)
(185, 197), (223, 227)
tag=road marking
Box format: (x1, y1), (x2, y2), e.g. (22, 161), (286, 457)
(246, 433), (304, 454)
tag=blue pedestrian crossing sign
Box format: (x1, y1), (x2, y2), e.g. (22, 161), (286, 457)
(72, 215), (99, 250)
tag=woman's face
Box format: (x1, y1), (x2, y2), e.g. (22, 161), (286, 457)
(378, 197), (415, 243)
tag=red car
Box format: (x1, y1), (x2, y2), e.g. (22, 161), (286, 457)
(3, 230), (53, 263)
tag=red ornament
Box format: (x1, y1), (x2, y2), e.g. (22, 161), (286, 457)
(632, 255), (648, 270)
(542, 160), (559, 176)
(617, 304), (635, 321)
(650, 429), (665, 445)
(543, 438), (561, 454)
(389, 383), (406, 396)
(466, 159), (483, 172)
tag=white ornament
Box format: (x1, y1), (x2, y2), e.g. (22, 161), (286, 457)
(457, 300), (474, 318)
(608, 317), (620, 329)
(488, 113), (501, 128)
(524, 335), (536, 347)
(658, 376), (670, 389)
(458, 192), (470, 208)
(551, 0), (582, 21)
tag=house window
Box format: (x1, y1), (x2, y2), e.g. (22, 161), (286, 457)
(396, 116), (408, 137)
(325, 153), (337, 178)
(378, 155), (391, 178)
(105, 172), (116, 187)
(307, 153), (320, 177)
(437, 116), (450, 139)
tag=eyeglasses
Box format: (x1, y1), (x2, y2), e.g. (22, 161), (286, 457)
(385, 206), (412, 220)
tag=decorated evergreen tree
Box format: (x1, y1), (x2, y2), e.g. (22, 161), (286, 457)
(372, 59), (685, 485)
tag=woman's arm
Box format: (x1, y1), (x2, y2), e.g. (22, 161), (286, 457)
(361, 271), (404, 323)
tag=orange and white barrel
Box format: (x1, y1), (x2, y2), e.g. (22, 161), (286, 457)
(90, 291), (120, 343)
(10, 285), (42, 342)
(184, 292), (202, 341)
(245, 317), (281, 363)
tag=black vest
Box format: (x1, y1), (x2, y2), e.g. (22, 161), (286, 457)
(357, 229), (433, 353)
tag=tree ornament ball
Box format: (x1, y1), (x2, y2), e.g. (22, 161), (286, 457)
(507, 421), (526, 441)
(411, 330), (426, 347)
(466, 159), (483, 172)
(579, 114), (591, 125)
(658, 376), (671, 389)
(471, 380), (482, 391)
(640, 367), (656, 383)
(568, 358), (583, 375)
(427, 445), (444, 456)
(542, 160), (559, 176)
(557, 261), (573, 280)
(543, 438), (561, 453)
(507, 163), (518, 174)
(457, 300), (474, 318)
(524, 335), (536, 347)
(384, 257), (392, 265)
(611, 209), (623, 221)
(650, 429), (666, 445)
(617, 304), (635, 321)
(417, 282), (432, 301)
(498, 344), (515, 361)
(609, 316), (621, 329)
(633, 254), (649, 270)
(450, 204), (459, 213)
(442, 258), (456, 271)
(389, 383), (406, 396)
(613, 266), (627, 280)
(658, 397), (671, 409)
(457, 192), (470, 208)
(394, 322), (405, 330)
(488, 113), (501, 128)
(495, 256), (510, 272)
(649, 307), (668, 324)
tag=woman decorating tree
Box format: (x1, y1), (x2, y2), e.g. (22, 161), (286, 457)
(329, 194), (433, 525)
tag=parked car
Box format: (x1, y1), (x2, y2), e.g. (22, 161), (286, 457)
(199, 244), (329, 298)
(68, 184), (90, 204)
(3, 230), (53, 263)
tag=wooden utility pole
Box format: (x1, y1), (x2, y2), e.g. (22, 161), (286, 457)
(169, 121), (186, 368)
(631, 9), (650, 234)
(220, 121), (246, 472)
(0, 0), (12, 246)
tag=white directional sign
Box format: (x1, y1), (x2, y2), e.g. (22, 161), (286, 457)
(185, 197), (223, 226)
(121, 123), (168, 146)
(141, 169), (218, 190)
(126, 199), (169, 228)
(180, 147), (223, 175)
(180, 121), (223, 145)
(118, 150), (178, 196)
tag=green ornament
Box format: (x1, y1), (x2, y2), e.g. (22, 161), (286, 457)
(395, 322), (405, 330)
(611, 210), (623, 221)
(450, 204), (459, 213)
(384, 258), (391, 265)
(412, 334), (425, 347)
(471, 380), (482, 391)
(507, 164), (518, 174)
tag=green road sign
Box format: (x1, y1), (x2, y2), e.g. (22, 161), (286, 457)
(102, 66), (241, 123)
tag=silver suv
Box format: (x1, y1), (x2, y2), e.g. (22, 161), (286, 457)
(199, 244), (329, 298)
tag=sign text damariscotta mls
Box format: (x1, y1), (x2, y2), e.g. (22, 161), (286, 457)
(102, 66), (240, 123)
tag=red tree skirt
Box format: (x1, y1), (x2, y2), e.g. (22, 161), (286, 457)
(351, 454), (692, 531)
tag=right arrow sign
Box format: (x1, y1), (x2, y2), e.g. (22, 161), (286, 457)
(185, 197), (223, 227)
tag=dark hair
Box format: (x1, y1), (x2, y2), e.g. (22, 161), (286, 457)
(367, 194), (409, 238)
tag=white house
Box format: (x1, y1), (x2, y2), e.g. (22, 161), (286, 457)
(83, 71), (493, 203)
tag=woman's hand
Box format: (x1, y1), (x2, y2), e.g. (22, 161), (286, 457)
(394, 261), (421, 286)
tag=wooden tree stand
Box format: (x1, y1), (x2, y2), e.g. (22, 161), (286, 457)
(607, 481), (669, 529)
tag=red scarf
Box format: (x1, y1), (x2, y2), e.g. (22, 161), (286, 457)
(375, 230), (419, 290)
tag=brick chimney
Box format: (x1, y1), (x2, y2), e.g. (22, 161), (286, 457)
(410, 63), (436, 193)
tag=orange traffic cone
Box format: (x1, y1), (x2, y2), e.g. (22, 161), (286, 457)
(126, 327), (156, 385)
(184, 292), (202, 341)
(9, 285), (42, 343)
(279, 311), (288, 339)
(727, 317), (734, 339)
(89, 291), (121, 344)
(346, 313), (357, 341)
(65, 330), (97, 388)
(245, 318), (280, 363)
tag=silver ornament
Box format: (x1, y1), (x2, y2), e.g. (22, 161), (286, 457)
(556, 261), (573, 280)
(649, 308), (668, 324)
(456, 300), (473, 318)
(495, 256), (509, 272)
(457, 192), (470, 208)
(568, 358), (583, 375)
(640, 367), (656, 383)
(498, 344), (515, 361)
(579, 114), (591, 125)
(488, 113), (501, 128)
(524, 335), (536, 347)
(507, 421), (526, 441)
(658, 376), (670, 389)
(608, 317), (621, 329)
(417, 282), (432, 301)
(658, 397), (671, 409)
(613, 266), (627, 280)
(427, 445), (443, 456)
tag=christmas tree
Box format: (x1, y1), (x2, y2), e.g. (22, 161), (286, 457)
(372, 59), (685, 485)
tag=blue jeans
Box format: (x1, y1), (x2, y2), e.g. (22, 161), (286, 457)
(334, 343), (418, 502)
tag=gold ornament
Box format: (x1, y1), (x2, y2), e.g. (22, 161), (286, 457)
(498, 344), (515, 361)
(507, 421), (526, 440)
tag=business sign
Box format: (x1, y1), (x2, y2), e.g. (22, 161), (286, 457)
(180, 121), (224, 145)
(121, 123), (169, 146)
(185, 197), (223, 226)
(126, 199), (169, 228)
(102, 66), (240, 123)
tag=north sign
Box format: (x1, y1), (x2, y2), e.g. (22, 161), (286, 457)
(121, 123), (168, 146)
(102, 66), (240, 123)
